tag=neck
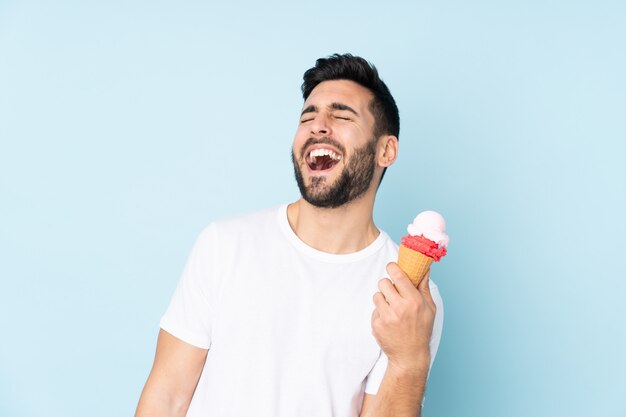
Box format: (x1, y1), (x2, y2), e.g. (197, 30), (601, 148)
(287, 191), (380, 254)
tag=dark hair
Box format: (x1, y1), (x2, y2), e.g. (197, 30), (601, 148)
(301, 53), (400, 140)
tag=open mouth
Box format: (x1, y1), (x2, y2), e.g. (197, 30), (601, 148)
(306, 148), (342, 171)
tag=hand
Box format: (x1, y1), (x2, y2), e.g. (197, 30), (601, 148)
(371, 262), (437, 372)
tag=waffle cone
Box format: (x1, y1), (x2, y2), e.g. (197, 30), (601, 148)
(397, 244), (434, 287)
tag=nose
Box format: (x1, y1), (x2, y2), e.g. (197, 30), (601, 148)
(310, 113), (331, 136)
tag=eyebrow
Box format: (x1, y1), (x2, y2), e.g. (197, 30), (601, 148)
(330, 102), (359, 116)
(300, 102), (359, 117)
(301, 105), (317, 116)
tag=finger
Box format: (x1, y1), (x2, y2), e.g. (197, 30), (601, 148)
(372, 291), (391, 314)
(386, 262), (416, 297)
(377, 277), (401, 305)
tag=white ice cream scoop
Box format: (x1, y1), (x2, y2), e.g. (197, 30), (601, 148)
(407, 210), (449, 247)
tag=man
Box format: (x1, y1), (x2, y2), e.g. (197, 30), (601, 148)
(135, 54), (443, 417)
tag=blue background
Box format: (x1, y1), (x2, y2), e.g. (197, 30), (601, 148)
(1, 1), (624, 416)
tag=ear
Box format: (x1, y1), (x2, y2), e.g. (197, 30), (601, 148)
(376, 135), (398, 168)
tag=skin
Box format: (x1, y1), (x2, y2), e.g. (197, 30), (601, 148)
(135, 79), (436, 417)
(135, 329), (207, 417)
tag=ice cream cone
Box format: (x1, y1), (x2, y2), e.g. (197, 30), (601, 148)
(397, 244), (434, 287)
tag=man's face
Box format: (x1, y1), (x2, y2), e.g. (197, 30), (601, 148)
(292, 80), (379, 208)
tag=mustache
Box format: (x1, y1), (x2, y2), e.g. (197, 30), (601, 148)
(300, 137), (346, 159)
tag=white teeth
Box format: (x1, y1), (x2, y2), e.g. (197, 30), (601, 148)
(309, 148), (342, 162)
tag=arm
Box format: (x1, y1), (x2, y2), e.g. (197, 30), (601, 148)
(135, 329), (208, 417)
(360, 263), (437, 417)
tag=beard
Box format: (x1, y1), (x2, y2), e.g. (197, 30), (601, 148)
(292, 138), (377, 209)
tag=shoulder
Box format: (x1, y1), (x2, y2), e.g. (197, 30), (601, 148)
(379, 229), (399, 252)
(373, 229), (400, 262)
(193, 205), (285, 251)
(200, 205), (282, 234)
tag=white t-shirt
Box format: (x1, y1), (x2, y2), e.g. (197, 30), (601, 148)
(160, 205), (443, 417)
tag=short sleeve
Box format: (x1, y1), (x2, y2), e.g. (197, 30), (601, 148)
(364, 350), (388, 394)
(428, 279), (444, 373)
(364, 278), (444, 395)
(159, 225), (217, 349)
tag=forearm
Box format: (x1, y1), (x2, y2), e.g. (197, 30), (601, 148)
(362, 354), (430, 417)
(135, 380), (191, 417)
